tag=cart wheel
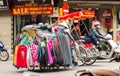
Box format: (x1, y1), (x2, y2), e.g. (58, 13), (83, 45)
(56, 65), (60, 70)
(28, 66), (35, 71)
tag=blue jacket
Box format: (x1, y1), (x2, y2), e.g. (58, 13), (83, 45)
(91, 28), (104, 39)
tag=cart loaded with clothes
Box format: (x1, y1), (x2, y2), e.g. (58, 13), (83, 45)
(13, 10), (95, 71)
(13, 24), (72, 71)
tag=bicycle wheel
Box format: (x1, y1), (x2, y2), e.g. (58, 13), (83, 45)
(0, 51), (9, 61)
(85, 47), (98, 65)
(77, 45), (87, 66)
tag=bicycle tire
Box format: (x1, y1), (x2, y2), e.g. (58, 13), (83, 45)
(77, 45), (87, 66)
(85, 47), (98, 65)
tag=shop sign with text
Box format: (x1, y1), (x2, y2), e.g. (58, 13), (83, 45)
(12, 6), (53, 16)
(0, 0), (9, 9)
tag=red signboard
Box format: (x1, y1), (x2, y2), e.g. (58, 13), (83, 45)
(62, 3), (69, 16)
(12, 6), (53, 16)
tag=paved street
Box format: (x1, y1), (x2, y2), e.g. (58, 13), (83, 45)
(0, 57), (120, 76)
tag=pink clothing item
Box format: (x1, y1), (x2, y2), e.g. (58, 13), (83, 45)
(18, 36), (23, 44)
(47, 40), (54, 65)
(31, 44), (38, 66)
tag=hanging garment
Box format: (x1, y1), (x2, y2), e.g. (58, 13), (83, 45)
(42, 43), (49, 66)
(105, 20), (112, 28)
(30, 44), (38, 66)
(38, 42), (43, 62)
(56, 33), (72, 66)
(16, 45), (28, 68)
(13, 46), (19, 66)
(27, 46), (33, 68)
(52, 39), (58, 64)
(19, 33), (30, 45)
(38, 41), (48, 66)
(47, 40), (54, 65)
(14, 34), (23, 46)
(56, 38), (63, 65)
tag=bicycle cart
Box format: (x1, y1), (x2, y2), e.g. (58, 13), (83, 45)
(59, 10), (98, 65)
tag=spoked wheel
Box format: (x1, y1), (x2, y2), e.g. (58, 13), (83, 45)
(85, 47), (98, 65)
(0, 51), (9, 61)
(77, 46), (87, 66)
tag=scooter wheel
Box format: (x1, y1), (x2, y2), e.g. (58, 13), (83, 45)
(0, 51), (9, 61)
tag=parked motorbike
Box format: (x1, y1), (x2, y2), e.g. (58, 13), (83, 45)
(0, 41), (9, 61)
(109, 42), (120, 62)
(96, 34), (117, 59)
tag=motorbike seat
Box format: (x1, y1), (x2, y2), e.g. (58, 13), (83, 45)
(83, 43), (94, 49)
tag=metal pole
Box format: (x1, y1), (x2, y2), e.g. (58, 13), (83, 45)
(112, 5), (117, 42)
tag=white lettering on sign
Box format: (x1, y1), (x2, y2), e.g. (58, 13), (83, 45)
(63, 9), (69, 12)
(0, 6), (7, 8)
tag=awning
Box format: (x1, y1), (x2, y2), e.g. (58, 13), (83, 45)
(59, 10), (95, 21)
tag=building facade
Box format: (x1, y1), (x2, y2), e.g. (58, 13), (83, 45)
(11, 0), (60, 53)
(65, 0), (120, 43)
(0, 0), (12, 53)
(1, 0), (120, 54)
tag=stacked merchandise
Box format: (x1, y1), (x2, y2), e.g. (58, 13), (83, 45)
(13, 24), (72, 70)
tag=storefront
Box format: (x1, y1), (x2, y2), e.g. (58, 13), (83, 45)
(12, 5), (53, 33)
(0, 0), (12, 53)
(64, 0), (120, 42)
(11, 0), (55, 51)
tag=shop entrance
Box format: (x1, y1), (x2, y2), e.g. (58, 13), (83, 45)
(13, 15), (50, 35)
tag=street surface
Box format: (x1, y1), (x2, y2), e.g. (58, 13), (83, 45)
(0, 57), (120, 76)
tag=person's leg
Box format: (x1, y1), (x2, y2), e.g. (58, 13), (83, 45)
(81, 38), (92, 43)
(89, 34), (99, 45)
(71, 47), (78, 66)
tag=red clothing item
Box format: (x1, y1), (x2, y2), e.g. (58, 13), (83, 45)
(16, 46), (28, 68)
(56, 38), (59, 51)
(105, 20), (112, 28)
